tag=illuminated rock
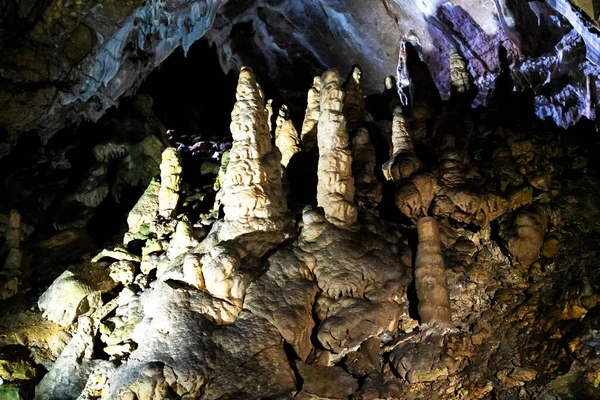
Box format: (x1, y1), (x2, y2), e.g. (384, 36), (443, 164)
(219, 66), (287, 237)
(300, 76), (321, 151)
(158, 147), (182, 218)
(274, 104), (301, 167)
(382, 107), (423, 182)
(317, 69), (357, 228)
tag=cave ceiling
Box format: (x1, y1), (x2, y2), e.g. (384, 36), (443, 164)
(1, 0), (600, 156)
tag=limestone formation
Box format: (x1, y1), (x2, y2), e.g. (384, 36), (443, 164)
(500, 207), (548, 267)
(351, 128), (382, 210)
(344, 65), (366, 130)
(38, 271), (102, 328)
(449, 47), (471, 95)
(1, 209), (24, 299)
(415, 217), (453, 329)
(126, 178), (160, 235)
(218, 66), (287, 237)
(158, 147), (182, 218)
(274, 104), (301, 167)
(316, 69), (358, 228)
(382, 106), (423, 181)
(300, 76), (321, 151)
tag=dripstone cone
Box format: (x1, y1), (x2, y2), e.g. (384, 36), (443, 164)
(382, 106), (422, 181)
(316, 69), (358, 228)
(219, 66), (287, 234)
(415, 217), (453, 329)
(301, 76), (322, 151)
(275, 104), (301, 168)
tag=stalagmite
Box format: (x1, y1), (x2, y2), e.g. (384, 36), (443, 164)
(317, 69), (358, 228)
(300, 76), (321, 151)
(219, 66), (287, 232)
(158, 147), (182, 218)
(414, 217), (452, 329)
(382, 107), (422, 181)
(266, 99), (274, 134)
(1, 209), (23, 299)
(275, 104), (301, 167)
(352, 128), (382, 210)
(344, 65), (366, 130)
(449, 47), (471, 95)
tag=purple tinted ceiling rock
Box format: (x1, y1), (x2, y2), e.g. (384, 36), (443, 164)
(206, 0), (600, 127)
(1, 0), (600, 146)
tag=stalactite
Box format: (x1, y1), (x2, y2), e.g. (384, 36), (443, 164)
(301, 76), (322, 151)
(275, 104), (301, 168)
(415, 217), (453, 329)
(317, 69), (357, 228)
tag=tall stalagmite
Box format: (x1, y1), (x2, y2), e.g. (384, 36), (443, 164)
(382, 107), (422, 181)
(415, 217), (453, 329)
(344, 65), (366, 131)
(300, 76), (322, 151)
(317, 69), (358, 228)
(352, 128), (382, 210)
(220, 66), (287, 230)
(275, 104), (301, 167)
(449, 47), (471, 95)
(158, 147), (182, 218)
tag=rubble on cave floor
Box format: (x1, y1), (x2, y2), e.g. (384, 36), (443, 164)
(1, 56), (600, 400)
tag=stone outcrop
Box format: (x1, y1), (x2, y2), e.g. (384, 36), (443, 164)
(316, 69), (358, 228)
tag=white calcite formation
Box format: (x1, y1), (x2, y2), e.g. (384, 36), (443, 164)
(219, 66), (287, 236)
(158, 147), (182, 218)
(274, 104), (301, 167)
(300, 76), (322, 151)
(316, 69), (358, 228)
(382, 106), (422, 182)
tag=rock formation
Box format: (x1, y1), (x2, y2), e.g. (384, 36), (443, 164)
(449, 47), (471, 95)
(382, 106), (423, 181)
(352, 128), (382, 210)
(316, 69), (358, 228)
(158, 148), (183, 219)
(300, 76), (322, 151)
(1, 36), (600, 399)
(218, 66), (288, 238)
(344, 65), (367, 130)
(274, 104), (301, 167)
(414, 217), (453, 329)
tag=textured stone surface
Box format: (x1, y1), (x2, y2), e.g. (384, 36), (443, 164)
(317, 69), (358, 228)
